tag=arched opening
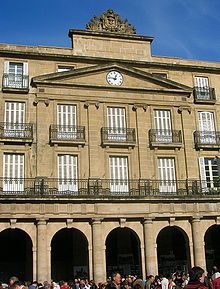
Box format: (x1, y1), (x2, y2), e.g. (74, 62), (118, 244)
(105, 227), (142, 278)
(0, 228), (33, 282)
(157, 226), (191, 275)
(205, 225), (220, 271)
(51, 228), (89, 281)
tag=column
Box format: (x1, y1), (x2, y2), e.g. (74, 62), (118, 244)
(37, 219), (48, 283)
(143, 218), (158, 275)
(88, 244), (93, 281)
(32, 246), (37, 281)
(91, 219), (106, 284)
(191, 218), (206, 269)
(140, 244), (146, 280)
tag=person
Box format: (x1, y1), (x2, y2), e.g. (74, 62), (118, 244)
(213, 275), (220, 289)
(9, 277), (19, 289)
(161, 275), (169, 289)
(28, 282), (38, 289)
(146, 276), (155, 289)
(212, 267), (220, 281)
(12, 281), (25, 289)
(105, 272), (121, 289)
(183, 266), (207, 289)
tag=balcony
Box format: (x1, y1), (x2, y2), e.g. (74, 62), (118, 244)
(149, 129), (182, 149)
(0, 123), (33, 143)
(49, 125), (85, 145)
(194, 131), (220, 149)
(101, 127), (136, 147)
(193, 87), (216, 104)
(0, 178), (219, 198)
(2, 73), (29, 93)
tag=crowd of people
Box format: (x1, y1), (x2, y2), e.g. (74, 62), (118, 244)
(1, 266), (220, 289)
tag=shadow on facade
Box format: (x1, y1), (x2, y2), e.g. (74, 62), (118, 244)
(157, 226), (191, 275)
(105, 227), (142, 278)
(0, 228), (33, 282)
(205, 225), (220, 271)
(51, 228), (89, 281)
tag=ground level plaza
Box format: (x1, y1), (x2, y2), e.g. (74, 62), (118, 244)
(0, 214), (220, 283)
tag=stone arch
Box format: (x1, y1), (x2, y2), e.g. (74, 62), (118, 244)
(51, 227), (89, 281)
(204, 224), (220, 271)
(156, 225), (191, 275)
(105, 226), (142, 278)
(0, 228), (33, 282)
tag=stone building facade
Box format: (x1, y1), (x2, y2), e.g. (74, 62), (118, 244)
(0, 9), (220, 284)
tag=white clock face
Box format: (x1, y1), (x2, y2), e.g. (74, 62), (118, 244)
(106, 71), (123, 86)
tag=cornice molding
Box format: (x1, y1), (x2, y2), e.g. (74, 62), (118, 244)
(0, 49), (220, 74)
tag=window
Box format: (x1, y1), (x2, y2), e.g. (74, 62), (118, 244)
(58, 154), (78, 193)
(3, 61), (28, 89)
(158, 158), (176, 193)
(57, 104), (77, 139)
(4, 102), (25, 138)
(154, 110), (172, 142)
(109, 156), (129, 193)
(152, 73), (167, 79)
(107, 107), (126, 141)
(198, 111), (216, 144)
(3, 153), (24, 193)
(199, 157), (220, 191)
(195, 77), (210, 100)
(57, 66), (74, 72)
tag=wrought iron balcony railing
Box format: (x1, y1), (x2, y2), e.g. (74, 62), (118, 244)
(194, 131), (220, 148)
(149, 129), (182, 146)
(0, 123), (33, 140)
(0, 178), (219, 198)
(2, 73), (29, 90)
(193, 87), (216, 102)
(101, 127), (136, 145)
(49, 125), (85, 143)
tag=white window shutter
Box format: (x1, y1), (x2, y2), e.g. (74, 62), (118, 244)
(4, 61), (9, 73)
(198, 157), (207, 191)
(23, 62), (28, 75)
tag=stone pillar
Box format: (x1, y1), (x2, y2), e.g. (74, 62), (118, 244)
(91, 219), (106, 284)
(33, 246), (37, 281)
(37, 219), (48, 282)
(140, 244), (146, 280)
(143, 218), (158, 275)
(191, 218), (206, 269)
(88, 244), (93, 281)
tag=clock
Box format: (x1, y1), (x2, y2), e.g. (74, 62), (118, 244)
(106, 71), (123, 86)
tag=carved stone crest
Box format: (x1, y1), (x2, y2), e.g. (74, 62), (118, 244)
(86, 8), (136, 34)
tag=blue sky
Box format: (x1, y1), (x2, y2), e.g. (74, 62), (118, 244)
(0, 0), (219, 62)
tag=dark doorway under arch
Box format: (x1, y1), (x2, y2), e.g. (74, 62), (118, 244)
(0, 228), (33, 282)
(105, 227), (142, 278)
(157, 226), (191, 275)
(205, 225), (220, 271)
(51, 228), (89, 281)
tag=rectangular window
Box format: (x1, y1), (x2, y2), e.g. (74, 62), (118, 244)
(158, 158), (176, 193)
(199, 157), (220, 191)
(58, 154), (78, 193)
(109, 156), (129, 193)
(3, 153), (24, 193)
(57, 66), (74, 72)
(198, 111), (216, 144)
(4, 102), (25, 138)
(107, 107), (126, 141)
(152, 73), (167, 79)
(3, 62), (28, 88)
(195, 77), (210, 100)
(154, 110), (172, 142)
(57, 104), (77, 139)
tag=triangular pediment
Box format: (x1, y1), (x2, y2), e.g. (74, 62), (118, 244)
(32, 63), (192, 94)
